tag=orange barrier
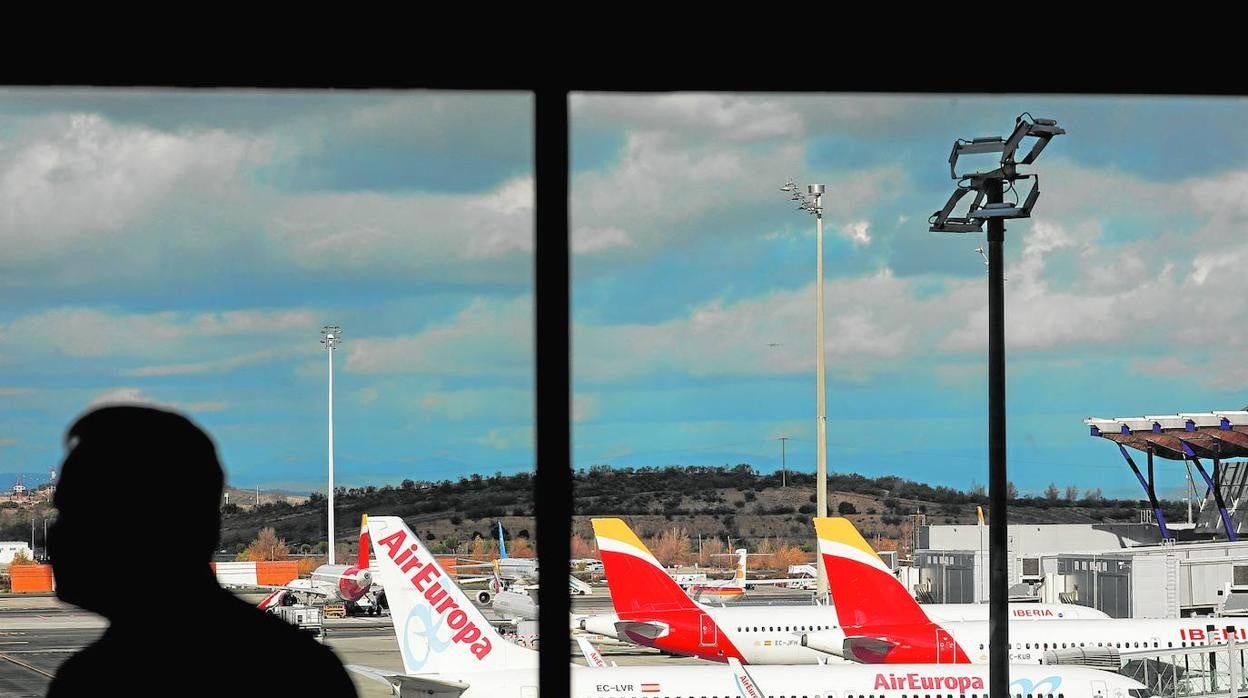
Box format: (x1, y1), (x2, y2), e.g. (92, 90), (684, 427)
(255, 561), (299, 585)
(436, 555), (458, 577)
(10, 564), (54, 593)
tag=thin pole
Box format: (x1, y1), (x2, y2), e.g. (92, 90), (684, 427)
(328, 343), (335, 565)
(778, 437), (789, 488)
(1188, 461), (1195, 525)
(814, 187), (828, 603)
(986, 178), (1009, 698)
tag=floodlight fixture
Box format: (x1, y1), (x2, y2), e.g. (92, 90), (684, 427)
(948, 137), (1008, 179)
(782, 179), (822, 218)
(932, 114), (1062, 233)
(929, 185), (986, 233)
(1002, 114), (1066, 166)
(321, 325), (342, 350)
(969, 175), (1041, 220)
(948, 115), (1066, 181)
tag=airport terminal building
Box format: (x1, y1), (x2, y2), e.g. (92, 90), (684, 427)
(910, 411), (1248, 619)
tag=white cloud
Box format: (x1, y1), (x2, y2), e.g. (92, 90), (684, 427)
(575, 270), (923, 384)
(572, 226), (632, 255)
(839, 220), (872, 246)
(570, 130), (903, 261)
(572, 94), (804, 142)
(474, 425), (534, 451)
(345, 297), (532, 376)
(573, 394), (599, 423)
(0, 437), (15, 446)
(87, 387), (227, 414)
(270, 175), (533, 274)
(122, 349), (285, 377)
(2, 307), (317, 360)
(0, 113), (270, 271)
(415, 388), (532, 421)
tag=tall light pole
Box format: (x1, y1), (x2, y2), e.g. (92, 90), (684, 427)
(929, 113), (1064, 698)
(779, 179), (828, 601)
(321, 325), (342, 565)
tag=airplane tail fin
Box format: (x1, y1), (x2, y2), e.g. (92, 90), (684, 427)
(367, 516), (536, 674)
(358, 514), (370, 570)
(498, 522), (508, 560)
(591, 518), (701, 615)
(813, 517), (932, 628)
(734, 549), (747, 583)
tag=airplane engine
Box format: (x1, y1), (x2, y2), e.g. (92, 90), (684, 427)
(476, 590), (493, 605)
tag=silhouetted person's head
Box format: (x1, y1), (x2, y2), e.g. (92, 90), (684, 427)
(50, 405), (224, 618)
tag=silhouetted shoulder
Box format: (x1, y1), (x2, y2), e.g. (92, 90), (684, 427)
(48, 590), (358, 697)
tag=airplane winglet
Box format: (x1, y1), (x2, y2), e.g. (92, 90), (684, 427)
(576, 636), (608, 668)
(727, 657), (764, 698)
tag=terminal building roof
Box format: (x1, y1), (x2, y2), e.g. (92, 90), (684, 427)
(1084, 411), (1248, 460)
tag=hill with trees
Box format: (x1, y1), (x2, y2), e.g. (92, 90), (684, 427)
(215, 465), (1188, 562)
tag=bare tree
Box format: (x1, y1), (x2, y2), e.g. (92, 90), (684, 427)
(1044, 483), (1060, 502)
(1065, 485), (1079, 502)
(237, 527), (289, 562)
(570, 534), (598, 560)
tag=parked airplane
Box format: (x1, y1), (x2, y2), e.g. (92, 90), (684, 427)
(584, 517), (1105, 665)
(460, 523), (591, 606)
(805, 516), (1243, 665)
(256, 514), (383, 615)
(348, 515), (1149, 698)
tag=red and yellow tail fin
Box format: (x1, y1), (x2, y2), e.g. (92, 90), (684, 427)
(814, 517), (932, 628)
(358, 514), (370, 570)
(592, 518), (700, 615)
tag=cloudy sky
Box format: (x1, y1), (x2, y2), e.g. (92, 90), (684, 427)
(568, 93), (1248, 500)
(2, 91), (1244, 499)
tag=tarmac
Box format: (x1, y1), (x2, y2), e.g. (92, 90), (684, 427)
(0, 585), (811, 697)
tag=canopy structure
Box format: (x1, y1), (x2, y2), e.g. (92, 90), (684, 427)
(1085, 411), (1248, 542)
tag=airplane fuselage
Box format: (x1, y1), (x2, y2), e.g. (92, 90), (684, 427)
(582, 602), (1108, 664)
(411, 663), (1146, 698)
(814, 617), (1248, 664)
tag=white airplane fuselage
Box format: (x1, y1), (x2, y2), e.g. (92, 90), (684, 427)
(400, 662), (1147, 698)
(582, 602), (1108, 664)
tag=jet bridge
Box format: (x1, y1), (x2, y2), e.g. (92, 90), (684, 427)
(1086, 411), (1248, 542)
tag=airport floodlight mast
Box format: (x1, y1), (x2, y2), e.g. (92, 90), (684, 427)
(779, 178), (829, 602)
(321, 325), (342, 565)
(929, 113), (1064, 698)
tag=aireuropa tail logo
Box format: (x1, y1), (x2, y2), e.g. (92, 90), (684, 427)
(402, 603), (451, 671)
(377, 528), (494, 661)
(1010, 676), (1062, 695)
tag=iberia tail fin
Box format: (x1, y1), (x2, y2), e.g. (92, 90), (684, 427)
(591, 518), (701, 615)
(813, 517), (932, 628)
